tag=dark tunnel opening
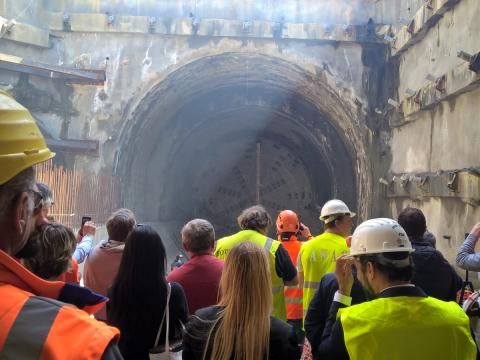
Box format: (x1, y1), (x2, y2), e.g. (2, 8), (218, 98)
(116, 53), (361, 257)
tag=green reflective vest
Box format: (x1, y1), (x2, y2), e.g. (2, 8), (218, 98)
(299, 232), (349, 317)
(214, 229), (286, 320)
(338, 296), (477, 360)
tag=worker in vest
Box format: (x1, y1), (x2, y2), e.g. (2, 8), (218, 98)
(298, 199), (354, 318)
(0, 90), (121, 359)
(276, 209), (313, 343)
(215, 205), (298, 320)
(317, 218), (477, 360)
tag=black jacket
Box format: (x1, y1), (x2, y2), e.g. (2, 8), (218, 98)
(182, 306), (301, 360)
(304, 272), (366, 359)
(107, 282), (188, 360)
(411, 240), (462, 301)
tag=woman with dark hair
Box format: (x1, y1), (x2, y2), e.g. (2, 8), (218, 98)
(183, 241), (300, 360)
(107, 225), (188, 359)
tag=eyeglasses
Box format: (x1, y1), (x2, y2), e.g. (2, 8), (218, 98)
(26, 189), (44, 214)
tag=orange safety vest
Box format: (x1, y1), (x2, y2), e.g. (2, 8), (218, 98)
(280, 234), (303, 320)
(0, 250), (119, 359)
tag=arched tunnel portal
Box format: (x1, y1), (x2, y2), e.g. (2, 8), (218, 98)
(116, 53), (370, 255)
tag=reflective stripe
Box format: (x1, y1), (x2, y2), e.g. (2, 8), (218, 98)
(285, 298), (303, 304)
(272, 285), (283, 293)
(264, 237), (274, 252)
(303, 281), (321, 289)
(285, 286), (300, 290)
(2, 296), (62, 359)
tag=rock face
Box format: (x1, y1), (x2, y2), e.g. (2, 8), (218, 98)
(0, 0), (478, 266)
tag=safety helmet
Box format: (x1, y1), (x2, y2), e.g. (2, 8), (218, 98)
(0, 90), (55, 185)
(350, 218), (413, 256)
(276, 210), (300, 233)
(320, 199), (356, 224)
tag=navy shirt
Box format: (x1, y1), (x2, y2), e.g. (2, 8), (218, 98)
(275, 244), (297, 282)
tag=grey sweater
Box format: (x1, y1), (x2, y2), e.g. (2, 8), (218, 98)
(456, 234), (480, 271)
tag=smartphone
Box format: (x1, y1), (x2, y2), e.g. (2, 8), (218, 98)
(79, 216), (92, 236)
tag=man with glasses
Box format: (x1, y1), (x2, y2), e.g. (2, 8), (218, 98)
(0, 90), (122, 359)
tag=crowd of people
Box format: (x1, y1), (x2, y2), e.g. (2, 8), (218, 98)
(1, 91), (480, 360)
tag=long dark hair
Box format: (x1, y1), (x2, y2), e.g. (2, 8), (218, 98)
(108, 224), (168, 333)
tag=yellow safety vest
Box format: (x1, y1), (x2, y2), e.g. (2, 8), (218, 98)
(299, 232), (348, 317)
(215, 230), (286, 320)
(338, 296), (477, 360)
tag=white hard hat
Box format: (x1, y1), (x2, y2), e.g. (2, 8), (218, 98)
(350, 218), (413, 256)
(320, 199), (356, 223)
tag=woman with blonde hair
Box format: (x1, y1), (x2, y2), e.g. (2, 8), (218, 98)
(183, 241), (300, 360)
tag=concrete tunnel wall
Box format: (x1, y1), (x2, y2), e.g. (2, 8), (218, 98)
(115, 52), (373, 252)
(386, 0), (480, 269)
(0, 8), (384, 259)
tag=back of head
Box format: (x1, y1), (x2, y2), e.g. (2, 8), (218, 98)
(109, 224), (167, 329)
(106, 208), (136, 242)
(209, 242), (271, 360)
(237, 205), (272, 232)
(181, 219), (215, 254)
(397, 207), (427, 240)
(24, 223), (76, 280)
(219, 241), (272, 311)
(276, 210), (300, 234)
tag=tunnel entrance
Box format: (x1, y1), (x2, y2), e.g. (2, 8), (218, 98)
(116, 53), (364, 255)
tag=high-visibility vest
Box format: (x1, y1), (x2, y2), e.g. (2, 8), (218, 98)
(0, 250), (119, 359)
(338, 296), (477, 360)
(280, 235), (303, 320)
(299, 232), (348, 317)
(215, 229), (286, 320)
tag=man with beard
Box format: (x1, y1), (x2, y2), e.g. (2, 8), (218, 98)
(0, 91), (122, 359)
(317, 218), (477, 360)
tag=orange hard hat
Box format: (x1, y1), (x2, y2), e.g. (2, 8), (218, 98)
(276, 210), (300, 233)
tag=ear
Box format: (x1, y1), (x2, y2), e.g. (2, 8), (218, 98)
(14, 192), (30, 235)
(182, 242), (189, 252)
(367, 261), (375, 281)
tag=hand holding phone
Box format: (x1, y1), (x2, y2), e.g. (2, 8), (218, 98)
(79, 216), (92, 237)
(299, 223), (312, 239)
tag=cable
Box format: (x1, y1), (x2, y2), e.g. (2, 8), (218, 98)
(12, 0), (35, 23)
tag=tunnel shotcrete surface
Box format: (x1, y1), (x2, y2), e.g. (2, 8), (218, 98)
(115, 53), (367, 251)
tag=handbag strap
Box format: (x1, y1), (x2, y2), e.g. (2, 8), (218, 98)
(153, 283), (171, 350)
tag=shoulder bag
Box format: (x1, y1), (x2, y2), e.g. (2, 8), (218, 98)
(149, 283), (182, 360)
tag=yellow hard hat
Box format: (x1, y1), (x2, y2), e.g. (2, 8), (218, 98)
(0, 90), (55, 185)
